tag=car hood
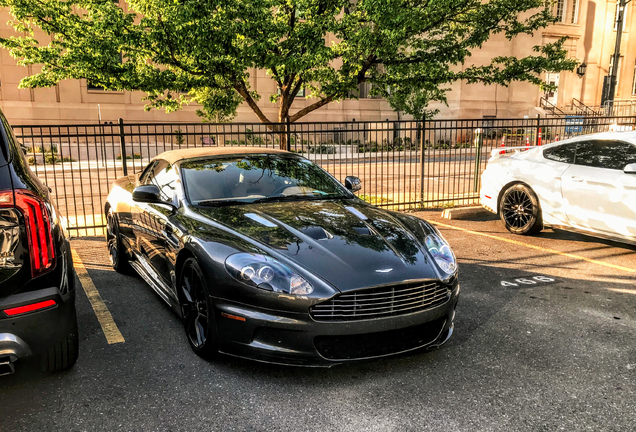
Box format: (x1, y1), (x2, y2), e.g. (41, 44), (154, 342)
(192, 199), (441, 291)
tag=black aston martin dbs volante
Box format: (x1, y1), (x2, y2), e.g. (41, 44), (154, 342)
(105, 147), (459, 366)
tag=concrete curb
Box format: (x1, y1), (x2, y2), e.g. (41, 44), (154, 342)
(441, 206), (492, 220)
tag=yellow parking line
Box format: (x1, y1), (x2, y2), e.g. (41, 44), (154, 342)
(430, 220), (636, 274)
(71, 248), (125, 344)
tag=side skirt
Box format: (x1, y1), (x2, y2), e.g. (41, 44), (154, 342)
(129, 253), (175, 307)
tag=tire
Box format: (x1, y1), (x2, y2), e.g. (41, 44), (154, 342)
(42, 312), (79, 372)
(106, 208), (132, 274)
(499, 184), (543, 235)
(179, 258), (219, 359)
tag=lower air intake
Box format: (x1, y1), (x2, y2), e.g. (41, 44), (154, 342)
(314, 317), (446, 360)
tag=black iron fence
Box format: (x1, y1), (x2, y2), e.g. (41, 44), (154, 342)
(13, 115), (635, 236)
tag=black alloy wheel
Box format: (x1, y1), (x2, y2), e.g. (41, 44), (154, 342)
(180, 258), (218, 358)
(499, 184), (543, 235)
(106, 209), (131, 273)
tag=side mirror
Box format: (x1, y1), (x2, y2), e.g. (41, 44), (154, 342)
(133, 185), (178, 213)
(133, 185), (163, 203)
(344, 176), (362, 192)
(624, 163), (636, 174)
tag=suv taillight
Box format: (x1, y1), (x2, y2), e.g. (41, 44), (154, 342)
(0, 190), (55, 278)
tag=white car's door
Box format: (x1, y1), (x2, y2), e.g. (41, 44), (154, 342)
(536, 142), (578, 225)
(561, 139), (636, 239)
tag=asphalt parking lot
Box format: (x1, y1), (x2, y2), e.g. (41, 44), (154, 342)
(1, 210), (635, 431)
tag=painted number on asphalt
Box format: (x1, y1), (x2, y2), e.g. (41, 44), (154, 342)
(501, 276), (556, 287)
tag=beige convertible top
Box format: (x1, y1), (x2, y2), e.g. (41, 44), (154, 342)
(156, 146), (291, 165)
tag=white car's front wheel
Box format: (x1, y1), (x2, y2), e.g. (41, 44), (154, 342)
(499, 184), (543, 235)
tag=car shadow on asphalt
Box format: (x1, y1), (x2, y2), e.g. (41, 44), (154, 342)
(1, 262), (634, 395)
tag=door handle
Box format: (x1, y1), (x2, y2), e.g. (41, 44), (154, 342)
(570, 176), (584, 182)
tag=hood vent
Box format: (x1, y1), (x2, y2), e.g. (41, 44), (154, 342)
(345, 206), (368, 220)
(245, 213), (278, 228)
(353, 226), (372, 236)
(300, 226), (333, 240)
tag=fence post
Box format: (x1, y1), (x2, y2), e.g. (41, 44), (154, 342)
(286, 117), (291, 151)
(473, 128), (483, 193)
(535, 114), (540, 146)
(118, 118), (128, 176)
(419, 121), (426, 205)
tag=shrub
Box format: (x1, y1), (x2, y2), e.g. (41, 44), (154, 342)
(174, 129), (185, 146)
(116, 153), (141, 160)
(308, 144), (336, 154)
(44, 154), (59, 164)
(28, 157), (37, 165)
(434, 139), (452, 149)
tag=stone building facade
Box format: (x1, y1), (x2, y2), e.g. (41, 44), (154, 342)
(0, 1), (632, 125)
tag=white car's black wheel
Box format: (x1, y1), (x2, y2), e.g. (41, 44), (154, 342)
(106, 209), (132, 274)
(499, 184), (542, 235)
(180, 258), (219, 359)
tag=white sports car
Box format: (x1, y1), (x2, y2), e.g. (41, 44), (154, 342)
(480, 131), (636, 244)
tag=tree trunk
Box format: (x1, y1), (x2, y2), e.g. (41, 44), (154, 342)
(277, 98), (291, 150)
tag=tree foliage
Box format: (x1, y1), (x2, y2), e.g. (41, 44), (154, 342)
(0, 0), (577, 125)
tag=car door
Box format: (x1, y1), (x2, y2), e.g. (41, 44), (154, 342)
(561, 139), (636, 239)
(133, 159), (179, 284)
(131, 160), (157, 255)
(536, 141), (578, 225)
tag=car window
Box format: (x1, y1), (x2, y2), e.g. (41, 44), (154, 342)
(138, 161), (157, 184)
(543, 143), (577, 164)
(180, 154), (349, 204)
(146, 160), (178, 203)
(574, 140), (636, 170)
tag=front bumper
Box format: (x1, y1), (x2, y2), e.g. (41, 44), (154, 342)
(212, 282), (460, 367)
(0, 287), (76, 363)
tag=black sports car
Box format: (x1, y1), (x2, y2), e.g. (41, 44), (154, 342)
(105, 147), (459, 366)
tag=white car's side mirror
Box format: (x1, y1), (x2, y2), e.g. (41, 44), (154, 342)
(623, 163), (636, 174)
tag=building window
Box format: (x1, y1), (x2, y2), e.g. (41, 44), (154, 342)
(614, 2), (628, 31)
(87, 81), (106, 91)
(87, 53), (122, 91)
(570, 0), (579, 23)
(277, 87), (305, 97)
(556, 0), (567, 22)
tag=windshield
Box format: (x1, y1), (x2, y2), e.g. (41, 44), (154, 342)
(180, 154), (350, 205)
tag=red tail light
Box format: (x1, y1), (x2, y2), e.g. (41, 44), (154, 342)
(0, 190), (55, 277)
(3, 299), (56, 316)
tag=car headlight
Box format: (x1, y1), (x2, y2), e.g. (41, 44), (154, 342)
(225, 253), (313, 295)
(425, 234), (457, 277)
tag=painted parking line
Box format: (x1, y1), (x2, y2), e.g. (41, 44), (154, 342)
(71, 248), (125, 344)
(430, 220), (636, 274)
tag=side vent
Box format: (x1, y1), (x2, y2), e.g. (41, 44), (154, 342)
(300, 226), (333, 240)
(353, 226), (371, 236)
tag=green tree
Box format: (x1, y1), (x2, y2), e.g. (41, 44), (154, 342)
(0, 0), (575, 139)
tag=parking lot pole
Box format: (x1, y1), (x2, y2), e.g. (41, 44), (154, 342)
(118, 118), (128, 176)
(419, 121), (425, 204)
(473, 128), (483, 193)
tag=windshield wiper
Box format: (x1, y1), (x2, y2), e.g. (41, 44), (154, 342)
(194, 199), (253, 207)
(251, 194), (345, 204)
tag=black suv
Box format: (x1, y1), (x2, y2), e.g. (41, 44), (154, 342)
(0, 112), (78, 375)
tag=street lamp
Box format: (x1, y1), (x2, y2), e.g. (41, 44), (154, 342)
(576, 63), (587, 77)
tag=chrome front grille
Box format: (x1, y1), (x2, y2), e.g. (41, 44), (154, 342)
(310, 281), (450, 322)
